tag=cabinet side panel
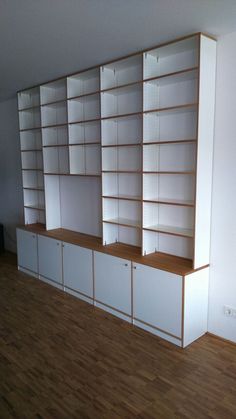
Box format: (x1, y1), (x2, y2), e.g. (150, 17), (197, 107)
(194, 36), (216, 268)
(183, 267), (209, 347)
(44, 175), (61, 230)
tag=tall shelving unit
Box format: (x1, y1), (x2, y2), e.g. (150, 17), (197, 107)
(18, 33), (216, 269)
(18, 87), (46, 225)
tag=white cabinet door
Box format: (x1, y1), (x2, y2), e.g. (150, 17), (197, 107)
(133, 263), (182, 338)
(94, 252), (131, 315)
(16, 228), (38, 273)
(38, 235), (62, 284)
(63, 242), (93, 297)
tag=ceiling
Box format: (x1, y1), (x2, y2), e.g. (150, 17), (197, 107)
(1, 0), (236, 102)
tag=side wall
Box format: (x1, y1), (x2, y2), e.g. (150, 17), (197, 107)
(208, 31), (236, 343)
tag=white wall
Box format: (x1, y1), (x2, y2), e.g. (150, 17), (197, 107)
(208, 31), (236, 343)
(0, 98), (24, 252)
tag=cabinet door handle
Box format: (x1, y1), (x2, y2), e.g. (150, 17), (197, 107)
(133, 266), (137, 270)
(124, 263), (128, 267)
(62, 244), (65, 248)
(57, 242), (60, 246)
(32, 235), (35, 238)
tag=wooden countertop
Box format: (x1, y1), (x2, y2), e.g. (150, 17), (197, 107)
(18, 224), (209, 276)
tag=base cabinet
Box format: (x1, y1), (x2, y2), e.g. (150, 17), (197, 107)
(133, 263), (182, 344)
(94, 251), (132, 319)
(16, 228), (38, 274)
(38, 235), (63, 285)
(16, 228), (209, 347)
(63, 242), (93, 298)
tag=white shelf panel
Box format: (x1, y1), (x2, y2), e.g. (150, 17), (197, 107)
(143, 201), (194, 235)
(102, 172), (141, 199)
(21, 150), (43, 170)
(18, 87), (40, 110)
(143, 173), (195, 203)
(22, 170), (44, 190)
(101, 54), (142, 90)
(41, 102), (67, 127)
(40, 79), (67, 105)
(24, 207), (46, 225)
(42, 126), (68, 146)
(144, 224), (193, 238)
(144, 70), (198, 112)
(144, 35), (198, 79)
(69, 120), (100, 144)
(101, 84), (142, 118)
(103, 223), (141, 247)
(103, 198), (141, 229)
(143, 142), (196, 172)
(103, 217), (141, 228)
(69, 144), (101, 175)
(20, 130), (42, 151)
(67, 68), (100, 98)
(101, 114), (142, 146)
(102, 145), (141, 172)
(23, 189), (45, 209)
(43, 146), (69, 174)
(143, 107), (197, 143)
(19, 108), (41, 130)
(68, 93), (100, 123)
(142, 229), (193, 259)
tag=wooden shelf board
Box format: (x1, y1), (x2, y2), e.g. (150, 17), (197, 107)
(18, 104), (40, 112)
(103, 195), (141, 202)
(143, 171), (195, 175)
(22, 168), (43, 172)
(20, 127), (42, 132)
(68, 91), (100, 101)
(18, 224), (207, 276)
(102, 170), (142, 174)
(23, 187), (44, 191)
(143, 139), (197, 145)
(143, 224), (194, 238)
(41, 123), (68, 129)
(143, 198), (195, 207)
(103, 218), (141, 229)
(144, 68), (198, 87)
(68, 117), (101, 126)
(24, 206), (45, 212)
(69, 142), (101, 146)
(102, 143), (141, 148)
(43, 144), (68, 148)
(44, 173), (101, 177)
(21, 149), (42, 152)
(41, 98), (67, 107)
(143, 66), (199, 84)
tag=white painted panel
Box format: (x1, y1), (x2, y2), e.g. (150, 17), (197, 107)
(63, 242), (93, 297)
(38, 235), (63, 284)
(16, 229), (38, 273)
(60, 176), (102, 236)
(194, 36), (216, 268)
(183, 268), (209, 347)
(94, 251), (131, 315)
(133, 263), (182, 337)
(44, 175), (61, 230)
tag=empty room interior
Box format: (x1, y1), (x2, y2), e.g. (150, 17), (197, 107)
(1, 0), (236, 417)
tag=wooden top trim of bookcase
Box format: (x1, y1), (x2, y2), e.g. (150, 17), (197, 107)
(18, 224), (209, 276)
(18, 32), (216, 94)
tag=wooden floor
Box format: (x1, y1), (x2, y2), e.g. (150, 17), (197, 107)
(0, 253), (236, 419)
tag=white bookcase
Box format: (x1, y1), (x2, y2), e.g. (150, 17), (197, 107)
(18, 33), (216, 270)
